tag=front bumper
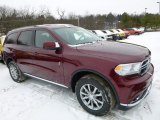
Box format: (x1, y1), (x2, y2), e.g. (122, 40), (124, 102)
(115, 64), (154, 110)
(119, 82), (152, 110)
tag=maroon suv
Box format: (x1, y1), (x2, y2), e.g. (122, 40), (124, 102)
(3, 24), (154, 116)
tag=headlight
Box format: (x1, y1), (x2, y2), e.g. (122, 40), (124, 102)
(114, 62), (142, 76)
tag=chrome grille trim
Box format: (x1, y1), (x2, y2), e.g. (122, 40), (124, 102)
(140, 57), (151, 75)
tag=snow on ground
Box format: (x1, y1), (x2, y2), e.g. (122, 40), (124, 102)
(0, 32), (160, 120)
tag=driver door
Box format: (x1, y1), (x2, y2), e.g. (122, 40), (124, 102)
(32, 29), (64, 84)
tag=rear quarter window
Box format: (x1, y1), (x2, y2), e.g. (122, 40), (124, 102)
(17, 31), (34, 46)
(5, 32), (18, 44)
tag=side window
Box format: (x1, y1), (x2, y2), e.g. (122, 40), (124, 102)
(35, 30), (55, 48)
(18, 31), (34, 46)
(5, 32), (18, 44)
(92, 31), (96, 34)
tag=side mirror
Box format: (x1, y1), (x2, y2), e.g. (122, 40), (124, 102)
(43, 41), (61, 50)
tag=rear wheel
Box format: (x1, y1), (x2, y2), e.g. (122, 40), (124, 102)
(75, 75), (115, 116)
(8, 61), (26, 83)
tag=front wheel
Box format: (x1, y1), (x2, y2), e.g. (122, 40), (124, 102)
(8, 61), (26, 83)
(75, 75), (115, 116)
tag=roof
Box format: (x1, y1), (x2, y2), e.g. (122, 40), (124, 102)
(7, 24), (75, 35)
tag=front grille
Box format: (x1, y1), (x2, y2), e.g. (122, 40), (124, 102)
(140, 57), (150, 75)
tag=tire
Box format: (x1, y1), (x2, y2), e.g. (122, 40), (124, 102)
(75, 75), (115, 116)
(113, 36), (117, 41)
(0, 54), (4, 64)
(119, 36), (122, 40)
(8, 61), (26, 83)
(0, 60), (4, 64)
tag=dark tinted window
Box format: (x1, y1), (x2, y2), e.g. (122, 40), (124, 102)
(92, 31), (96, 34)
(35, 30), (55, 48)
(18, 31), (34, 46)
(5, 32), (18, 44)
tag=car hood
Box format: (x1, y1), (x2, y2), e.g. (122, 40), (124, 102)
(76, 41), (150, 63)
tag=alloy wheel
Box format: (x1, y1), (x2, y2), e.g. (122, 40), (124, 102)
(9, 64), (18, 80)
(80, 84), (104, 110)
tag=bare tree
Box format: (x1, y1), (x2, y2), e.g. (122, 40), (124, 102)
(57, 8), (65, 20)
(0, 6), (9, 19)
(18, 7), (30, 18)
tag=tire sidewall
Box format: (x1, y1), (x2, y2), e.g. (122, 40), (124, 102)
(75, 77), (112, 116)
(8, 61), (24, 83)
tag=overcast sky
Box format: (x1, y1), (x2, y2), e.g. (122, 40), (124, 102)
(0, 0), (159, 17)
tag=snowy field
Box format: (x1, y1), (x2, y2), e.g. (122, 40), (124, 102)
(0, 32), (160, 120)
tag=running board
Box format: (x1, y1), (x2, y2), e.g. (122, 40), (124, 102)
(24, 73), (68, 88)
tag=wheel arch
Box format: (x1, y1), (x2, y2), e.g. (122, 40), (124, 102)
(70, 69), (120, 104)
(6, 57), (14, 67)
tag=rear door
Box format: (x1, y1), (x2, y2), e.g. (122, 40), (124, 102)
(31, 29), (64, 84)
(16, 30), (35, 74)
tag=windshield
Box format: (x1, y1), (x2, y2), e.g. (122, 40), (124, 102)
(118, 29), (123, 32)
(105, 30), (112, 34)
(94, 30), (105, 35)
(52, 27), (102, 45)
(133, 28), (138, 30)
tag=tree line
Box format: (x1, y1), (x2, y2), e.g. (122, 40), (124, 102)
(0, 5), (160, 34)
